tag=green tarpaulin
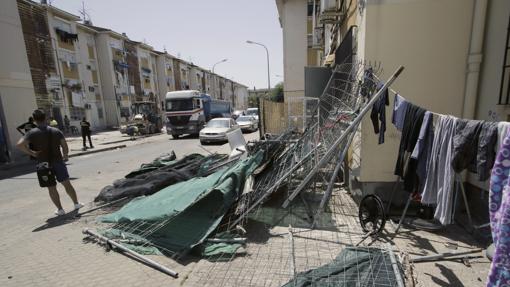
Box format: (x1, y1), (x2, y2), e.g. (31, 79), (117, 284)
(282, 246), (402, 287)
(99, 152), (263, 256)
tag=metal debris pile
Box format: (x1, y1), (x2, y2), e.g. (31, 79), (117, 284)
(83, 62), (409, 286)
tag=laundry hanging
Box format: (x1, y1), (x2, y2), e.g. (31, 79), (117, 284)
(487, 132), (510, 287)
(394, 102), (426, 193)
(421, 115), (458, 225)
(370, 83), (389, 144)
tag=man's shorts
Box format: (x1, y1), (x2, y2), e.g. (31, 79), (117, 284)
(52, 161), (70, 183)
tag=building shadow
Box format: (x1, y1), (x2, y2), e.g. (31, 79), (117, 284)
(425, 263), (465, 287)
(0, 163), (35, 180)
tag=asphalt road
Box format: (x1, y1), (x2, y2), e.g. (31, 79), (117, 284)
(0, 130), (259, 287)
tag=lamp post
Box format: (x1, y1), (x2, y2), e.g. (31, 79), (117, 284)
(212, 58), (228, 73)
(247, 40), (270, 138)
(246, 40), (270, 91)
(212, 59), (227, 99)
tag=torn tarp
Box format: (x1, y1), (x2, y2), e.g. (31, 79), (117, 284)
(95, 153), (226, 202)
(98, 152), (263, 256)
(282, 246), (403, 287)
(125, 151), (177, 178)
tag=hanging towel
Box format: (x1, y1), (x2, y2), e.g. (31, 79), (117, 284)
(410, 111), (434, 192)
(451, 120), (498, 181)
(497, 122), (510, 152)
(391, 93), (407, 131)
(421, 115), (457, 225)
(487, 132), (510, 287)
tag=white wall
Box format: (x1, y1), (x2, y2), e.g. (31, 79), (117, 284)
(0, 0), (38, 161)
(358, 0), (474, 182)
(281, 0), (307, 101)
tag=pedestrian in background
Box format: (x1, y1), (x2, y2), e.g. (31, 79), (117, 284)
(49, 117), (58, 129)
(80, 117), (93, 150)
(64, 115), (70, 134)
(16, 117), (37, 136)
(17, 117), (38, 160)
(16, 109), (83, 216)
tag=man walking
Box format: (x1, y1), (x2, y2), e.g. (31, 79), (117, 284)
(16, 117), (37, 135)
(16, 109), (83, 216)
(80, 117), (93, 150)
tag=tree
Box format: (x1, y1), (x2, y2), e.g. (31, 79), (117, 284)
(270, 82), (284, 102)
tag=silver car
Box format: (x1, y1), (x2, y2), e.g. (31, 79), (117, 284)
(199, 118), (240, 144)
(236, 115), (258, 132)
(245, 108), (259, 121)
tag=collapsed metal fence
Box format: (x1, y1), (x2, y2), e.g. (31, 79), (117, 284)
(82, 61), (408, 286)
(231, 62), (404, 230)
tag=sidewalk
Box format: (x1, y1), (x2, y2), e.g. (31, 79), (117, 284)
(65, 129), (167, 157)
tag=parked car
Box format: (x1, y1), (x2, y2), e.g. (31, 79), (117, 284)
(199, 118), (240, 144)
(232, 110), (245, 120)
(245, 108), (259, 121)
(236, 115), (258, 132)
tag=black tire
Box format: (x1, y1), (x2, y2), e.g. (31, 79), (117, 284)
(172, 134), (179, 139)
(358, 194), (386, 235)
(200, 140), (206, 145)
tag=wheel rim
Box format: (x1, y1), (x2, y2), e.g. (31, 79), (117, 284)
(358, 194), (386, 235)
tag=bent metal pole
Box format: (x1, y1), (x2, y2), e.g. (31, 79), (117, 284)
(282, 65), (405, 208)
(83, 228), (179, 278)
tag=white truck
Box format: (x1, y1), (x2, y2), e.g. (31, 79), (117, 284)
(165, 90), (232, 138)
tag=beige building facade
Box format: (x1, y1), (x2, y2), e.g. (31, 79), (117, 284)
(277, 0), (510, 198)
(0, 0), (38, 162)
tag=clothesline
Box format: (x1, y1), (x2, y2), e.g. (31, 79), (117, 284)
(372, 69), (510, 286)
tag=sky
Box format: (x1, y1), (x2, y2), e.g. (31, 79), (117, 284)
(50, 0), (284, 89)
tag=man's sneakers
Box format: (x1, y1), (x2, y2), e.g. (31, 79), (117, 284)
(54, 209), (65, 216)
(53, 203), (83, 216)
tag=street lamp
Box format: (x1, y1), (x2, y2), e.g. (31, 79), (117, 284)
(212, 58), (228, 73)
(246, 40), (270, 91)
(212, 59), (227, 99)
(247, 40), (270, 138)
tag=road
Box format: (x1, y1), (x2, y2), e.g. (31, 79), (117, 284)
(0, 131), (259, 287)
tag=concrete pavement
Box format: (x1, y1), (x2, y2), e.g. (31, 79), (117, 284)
(0, 130), (258, 287)
(0, 129), (491, 286)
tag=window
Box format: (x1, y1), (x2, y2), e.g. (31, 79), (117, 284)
(88, 86), (95, 92)
(70, 106), (85, 120)
(97, 107), (103, 119)
(166, 99), (194, 111)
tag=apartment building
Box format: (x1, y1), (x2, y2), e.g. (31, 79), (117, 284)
(189, 65), (203, 92)
(136, 43), (158, 102)
(76, 24), (106, 129)
(155, 51), (176, 106)
(91, 26), (130, 126)
(276, 0), (510, 202)
(0, 0), (38, 162)
(9, 0), (250, 138)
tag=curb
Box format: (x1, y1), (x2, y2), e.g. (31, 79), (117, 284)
(69, 144), (127, 158)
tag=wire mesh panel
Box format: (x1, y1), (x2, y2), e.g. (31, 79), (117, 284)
(230, 61), (402, 229)
(189, 189), (405, 287)
(187, 62), (406, 286)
